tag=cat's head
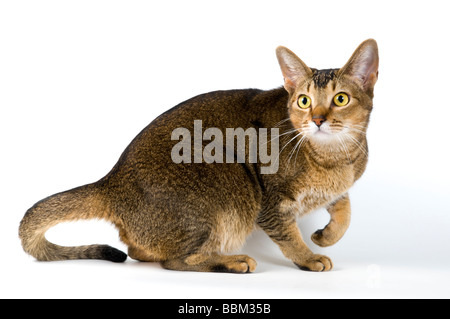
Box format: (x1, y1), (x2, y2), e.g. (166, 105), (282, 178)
(276, 39), (378, 146)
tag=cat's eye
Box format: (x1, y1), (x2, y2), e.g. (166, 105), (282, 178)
(297, 95), (311, 109)
(333, 93), (350, 107)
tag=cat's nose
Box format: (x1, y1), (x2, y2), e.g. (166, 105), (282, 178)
(312, 116), (326, 127)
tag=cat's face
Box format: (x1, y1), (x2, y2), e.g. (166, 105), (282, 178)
(277, 40), (378, 147)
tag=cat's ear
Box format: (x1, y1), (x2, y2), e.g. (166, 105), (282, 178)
(276, 46), (312, 94)
(339, 39), (379, 91)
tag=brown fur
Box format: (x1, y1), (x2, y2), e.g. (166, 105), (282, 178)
(19, 39), (378, 272)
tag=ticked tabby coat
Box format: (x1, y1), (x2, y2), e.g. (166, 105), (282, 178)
(20, 39), (378, 272)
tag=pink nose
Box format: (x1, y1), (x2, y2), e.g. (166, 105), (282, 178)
(312, 116), (326, 127)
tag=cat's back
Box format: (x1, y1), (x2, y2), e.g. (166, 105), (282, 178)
(104, 88), (270, 183)
(155, 88), (264, 129)
(101, 88), (272, 222)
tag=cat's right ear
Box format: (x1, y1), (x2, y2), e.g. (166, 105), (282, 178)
(276, 46), (312, 94)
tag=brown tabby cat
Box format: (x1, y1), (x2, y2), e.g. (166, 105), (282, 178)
(19, 39), (378, 272)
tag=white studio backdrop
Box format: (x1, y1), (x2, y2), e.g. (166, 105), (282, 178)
(1, 0), (449, 298)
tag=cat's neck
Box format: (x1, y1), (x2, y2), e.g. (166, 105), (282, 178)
(303, 137), (368, 169)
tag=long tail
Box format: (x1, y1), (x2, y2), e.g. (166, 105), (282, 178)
(19, 183), (127, 263)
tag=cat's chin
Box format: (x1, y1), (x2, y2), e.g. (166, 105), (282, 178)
(309, 131), (336, 143)
(312, 130), (331, 138)
(308, 131), (344, 149)
(306, 122), (348, 146)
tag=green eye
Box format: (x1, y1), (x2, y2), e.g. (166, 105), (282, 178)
(333, 93), (349, 107)
(298, 95), (311, 109)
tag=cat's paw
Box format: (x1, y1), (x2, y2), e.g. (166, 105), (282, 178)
(294, 254), (333, 272)
(311, 228), (344, 247)
(311, 228), (339, 247)
(211, 255), (257, 273)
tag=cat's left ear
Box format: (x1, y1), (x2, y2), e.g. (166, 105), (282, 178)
(339, 39), (379, 92)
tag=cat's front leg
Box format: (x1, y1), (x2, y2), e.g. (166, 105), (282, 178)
(257, 212), (332, 272)
(311, 193), (351, 247)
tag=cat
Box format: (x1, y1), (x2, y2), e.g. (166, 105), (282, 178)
(19, 39), (378, 273)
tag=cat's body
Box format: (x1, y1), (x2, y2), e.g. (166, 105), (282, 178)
(19, 40), (378, 272)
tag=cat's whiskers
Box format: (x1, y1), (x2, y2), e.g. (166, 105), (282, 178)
(259, 117), (297, 147)
(329, 125), (344, 135)
(273, 117), (292, 128)
(344, 125), (367, 136)
(351, 123), (368, 129)
(261, 128), (299, 147)
(285, 124), (312, 171)
(277, 129), (307, 170)
(342, 132), (368, 157)
(286, 134), (307, 171)
(347, 123), (368, 132)
(336, 134), (352, 165)
(292, 135), (308, 169)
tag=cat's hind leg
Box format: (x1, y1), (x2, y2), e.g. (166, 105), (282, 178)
(118, 227), (162, 262)
(128, 246), (161, 262)
(160, 253), (257, 273)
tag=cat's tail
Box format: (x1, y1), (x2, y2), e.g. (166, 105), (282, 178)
(19, 183), (127, 263)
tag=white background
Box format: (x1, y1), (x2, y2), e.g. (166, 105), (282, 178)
(1, 0), (450, 299)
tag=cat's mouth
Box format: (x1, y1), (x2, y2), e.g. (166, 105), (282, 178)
(306, 121), (346, 143)
(314, 129), (331, 136)
(309, 122), (333, 136)
(296, 120), (355, 145)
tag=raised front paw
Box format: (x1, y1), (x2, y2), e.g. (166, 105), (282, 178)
(311, 227), (344, 247)
(311, 229), (332, 247)
(294, 254), (333, 272)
